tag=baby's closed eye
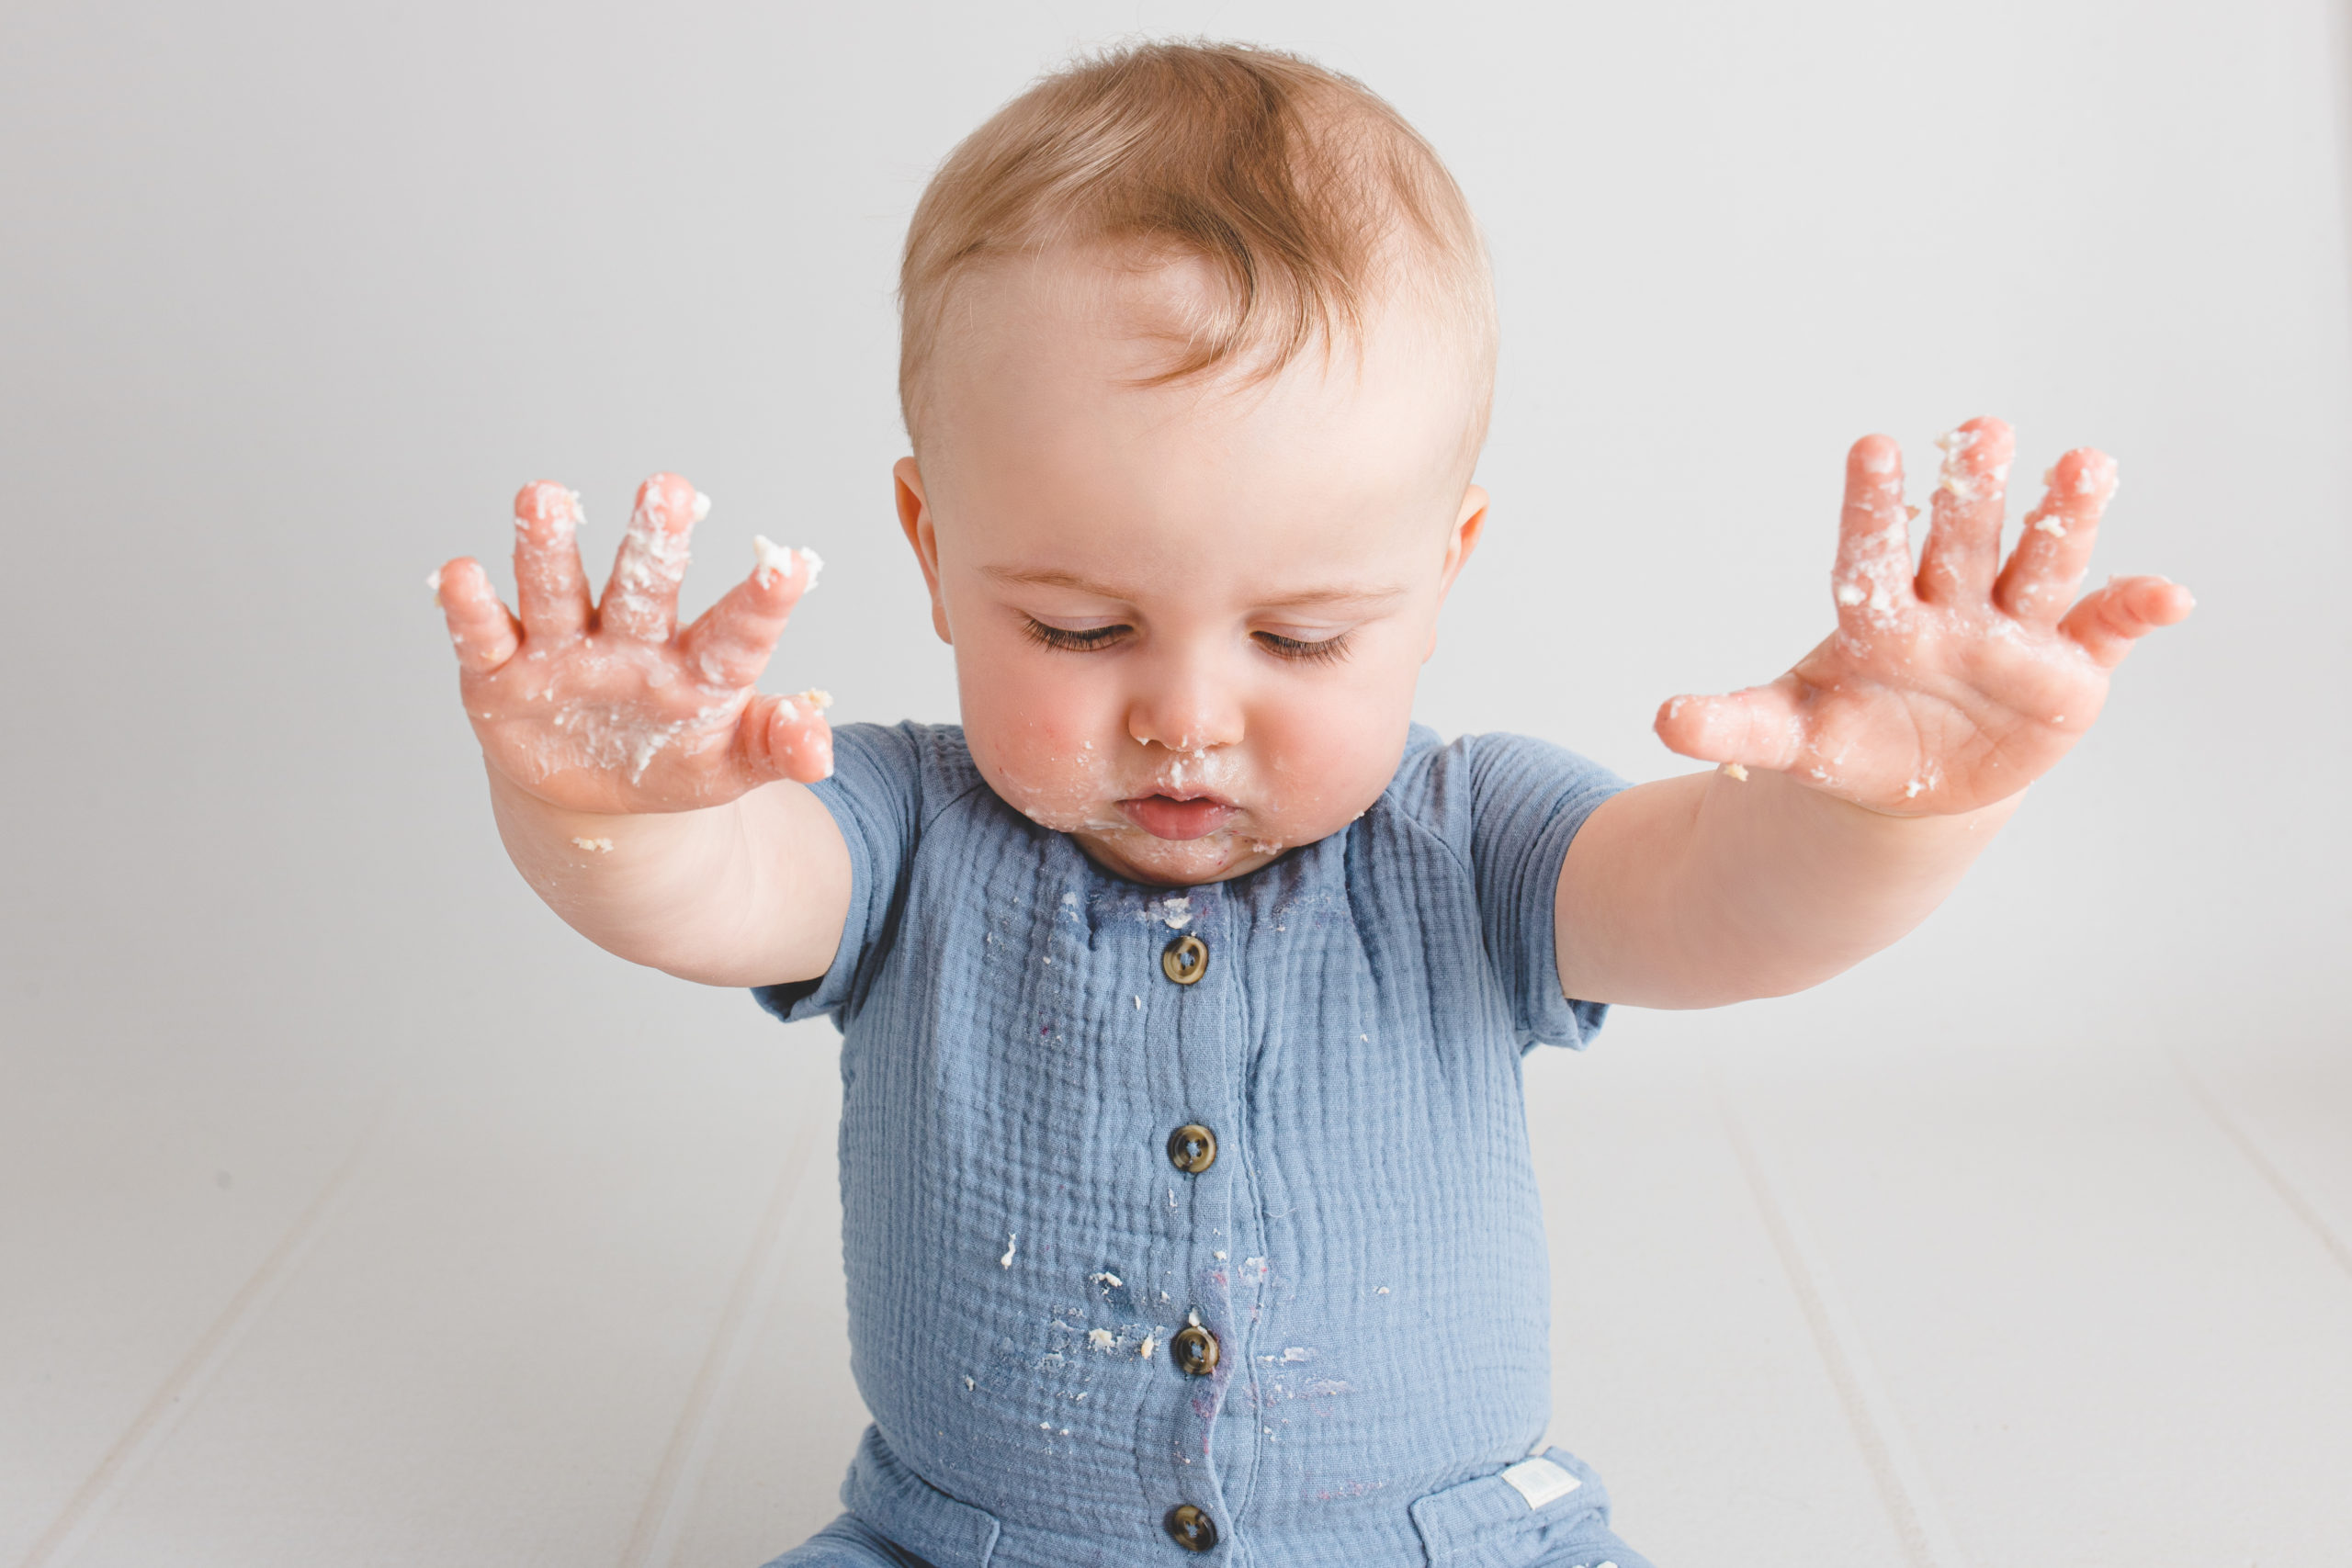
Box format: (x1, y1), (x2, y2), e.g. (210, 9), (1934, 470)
(1022, 617), (1130, 651)
(1252, 627), (1354, 664)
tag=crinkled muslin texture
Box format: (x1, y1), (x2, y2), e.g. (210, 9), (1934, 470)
(755, 723), (1654, 1568)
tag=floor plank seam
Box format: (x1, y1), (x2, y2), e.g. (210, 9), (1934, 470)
(616, 1094), (824, 1568)
(17, 1100), (393, 1568)
(1712, 1069), (1973, 1568)
(2169, 1048), (2352, 1284)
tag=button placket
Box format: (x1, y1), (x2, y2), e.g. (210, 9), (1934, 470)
(1151, 896), (1238, 1553)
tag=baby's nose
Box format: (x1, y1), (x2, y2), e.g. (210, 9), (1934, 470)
(1125, 663), (1244, 754)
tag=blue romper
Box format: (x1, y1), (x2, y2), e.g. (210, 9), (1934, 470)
(753, 722), (1655, 1568)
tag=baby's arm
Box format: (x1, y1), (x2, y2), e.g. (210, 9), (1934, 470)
(434, 476), (849, 987)
(1555, 419), (2192, 1008)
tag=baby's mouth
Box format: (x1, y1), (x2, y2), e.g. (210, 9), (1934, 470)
(1119, 793), (1237, 841)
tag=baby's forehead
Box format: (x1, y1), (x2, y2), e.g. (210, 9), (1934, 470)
(916, 246), (1485, 468)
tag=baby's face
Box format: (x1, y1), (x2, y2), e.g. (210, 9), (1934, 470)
(897, 251), (1486, 887)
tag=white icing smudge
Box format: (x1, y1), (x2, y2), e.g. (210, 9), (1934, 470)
(1154, 896), (1194, 929)
(752, 535), (797, 587)
(1088, 1328), (1116, 1351)
(692, 490), (712, 523)
(571, 836), (615, 853)
(1090, 1270), (1122, 1287)
(605, 486), (695, 628)
(1721, 762), (1748, 782)
(426, 567), (444, 604)
(548, 697), (736, 784)
(1000, 1232), (1017, 1269)
(1138, 1332), (1159, 1359)
(1932, 427), (2000, 504)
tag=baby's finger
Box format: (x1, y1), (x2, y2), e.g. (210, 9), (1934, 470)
(741, 690), (836, 784)
(1831, 434), (1917, 635)
(2058, 574), (2194, 668)
(512, 481), (592, 640)
(1993, 448), (2116, 626)
(434, 557), (520, 675)
(600, 473), (703, 642)
(680, 538), (823, 690)
(1654, 676), (1806, 772)
(1916, 417), (2015, 607)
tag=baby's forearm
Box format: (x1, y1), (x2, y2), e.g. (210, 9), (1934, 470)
(486, 766), (849, 987)
(1557, 769), (2018, 1009)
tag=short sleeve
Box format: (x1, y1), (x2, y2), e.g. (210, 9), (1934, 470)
(1457, 731), (1628, 1050)
(750, 721), (927, 1027)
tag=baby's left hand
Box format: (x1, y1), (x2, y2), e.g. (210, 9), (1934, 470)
(1655, 417), (2193, 815)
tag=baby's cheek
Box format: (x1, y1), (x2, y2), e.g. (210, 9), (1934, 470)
(1254, 683), (1411, 834)
(969, 708), (1119, 832)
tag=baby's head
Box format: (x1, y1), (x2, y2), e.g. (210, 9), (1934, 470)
(893, 41), (1497, 886)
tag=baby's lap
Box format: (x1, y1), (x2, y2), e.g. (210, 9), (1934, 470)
(757, 1512), (1657, 1568)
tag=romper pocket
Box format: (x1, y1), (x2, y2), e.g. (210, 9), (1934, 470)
(1409, 1448), (1618, 1568)
(840, 1424), (1003, 1568)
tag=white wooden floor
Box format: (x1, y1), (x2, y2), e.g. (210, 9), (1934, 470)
(6, 1002), (2347, 1568)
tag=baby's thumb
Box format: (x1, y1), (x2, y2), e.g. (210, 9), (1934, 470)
(741, 690), (835, 784)
(1654, 682), (1805, 772)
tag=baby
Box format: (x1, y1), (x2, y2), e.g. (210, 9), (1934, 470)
(431, 41), (2190, 1568)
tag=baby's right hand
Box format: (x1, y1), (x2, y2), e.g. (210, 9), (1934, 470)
(432, 475), (831, 816)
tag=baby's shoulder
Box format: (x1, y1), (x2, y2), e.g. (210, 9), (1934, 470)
(827, 719), (990, 823)
(1376, 724), (1596, 816)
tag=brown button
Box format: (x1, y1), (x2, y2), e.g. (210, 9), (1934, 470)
(1166, 1123), (1217, 1176)
(1172, 1324), (1219, 1377)
(1161, 933), (1208, 986)
(1164, 1504), (1218, 1552)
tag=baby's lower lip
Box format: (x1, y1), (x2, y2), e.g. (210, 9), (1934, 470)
(1120, 795), (1237, 840)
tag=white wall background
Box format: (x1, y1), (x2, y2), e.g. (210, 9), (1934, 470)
(2, 2), (2346, 1565)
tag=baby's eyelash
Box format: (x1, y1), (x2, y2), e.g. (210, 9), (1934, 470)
(1255, 630), (1353, 665)
(1023, 618), (1129, 652)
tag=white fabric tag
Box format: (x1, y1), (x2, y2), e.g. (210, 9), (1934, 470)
(1499, 1455), (1582, 1510)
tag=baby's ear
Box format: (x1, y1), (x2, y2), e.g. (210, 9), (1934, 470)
(1441, 484), (1490, 592)
(893, 457), (954, 645)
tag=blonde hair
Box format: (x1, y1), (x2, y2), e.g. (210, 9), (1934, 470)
(899, 40), (1497, 449)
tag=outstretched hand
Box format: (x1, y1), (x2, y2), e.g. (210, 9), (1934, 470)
(433, 475), (833, 816)
(1655, 417), (2192, 816)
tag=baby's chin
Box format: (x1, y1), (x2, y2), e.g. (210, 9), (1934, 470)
(1068, 821), (1289, 888)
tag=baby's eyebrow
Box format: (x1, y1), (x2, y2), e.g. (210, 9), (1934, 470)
(1253, 585), (1408, 611)
(982, 565), (1125, 594)
(982, 563), (1405, 610)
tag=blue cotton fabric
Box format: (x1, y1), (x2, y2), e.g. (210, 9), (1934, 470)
(754, 722), (1649, 1568)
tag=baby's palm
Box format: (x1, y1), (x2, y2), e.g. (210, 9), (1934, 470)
(435, 475), (831, 815)
(1658, 419), (2192, 815)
